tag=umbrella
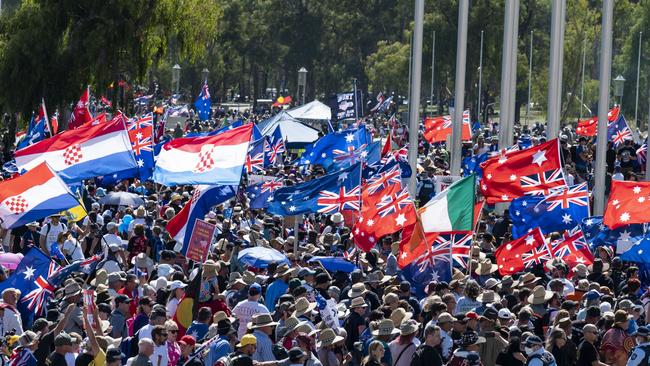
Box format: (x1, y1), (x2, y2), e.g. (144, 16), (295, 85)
(308, 256), (358, 273)
(238, 247), (290, 269)
(99, 192), (144, 207)
(0, 253), (24, 270)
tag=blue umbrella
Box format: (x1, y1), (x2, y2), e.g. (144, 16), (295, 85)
(237, 247), (290, 269)
(308, 256), (358, 273)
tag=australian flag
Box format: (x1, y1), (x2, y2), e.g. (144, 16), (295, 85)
(400, 237), (452, 297)
(266, 126), (285, 165)
(247, 177), (284, 209)
(462, 152), (489, 177)
(621, 236), (650, 264)
(194, 83), (211, 121)
(17, 108), (48, 150)
(608, 115), (633, 147)
(298, 125), (369, 170)
(580, 216), (644, 254)
(268, 163), (362, 216)
(244, 138), (268, 174)
(510, 183), (589, 239)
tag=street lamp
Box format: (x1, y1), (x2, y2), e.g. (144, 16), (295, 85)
(298, 67), (308, 105)
(613, 74), (626, 106)
(202, 67), (210, 84)
(172, 64), (181, 93)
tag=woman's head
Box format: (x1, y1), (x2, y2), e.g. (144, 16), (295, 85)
(547, 328), (566, 350)
(368, 340), (384, 360)
(165, 320), (179, 342)
(134, 224), (145, 236)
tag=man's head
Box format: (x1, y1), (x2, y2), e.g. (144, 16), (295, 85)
(583, 324), (599, 344)
(150, 308), (167, 326)
(106, 348), (123, 366)
(138, 338), (155, 357)
(248, 283), (262, 300)
(437, 312), (456, 332)
(124, 274), (138, 292)
(151, 325), (168, 346)
(424, 323), (441, 347)
(524, 335), (544, 355)
(54, 333), (73, 354)
(2, 288), (19, 305)
(179, 335), (196, 356)
(237, 334), (257, 356)
(197, 307), (212, 324)
(18, 331), (39, 351)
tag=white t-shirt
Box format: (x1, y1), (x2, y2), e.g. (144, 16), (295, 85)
(232, 299), (270, 339)
(39, 222), (67, 251)
(151, 344), (169, 366)
(101, 233), (124, 256)
(167, 298), (180, 318)
(62, 238), (84, 261)
(139, 324), (154, 340)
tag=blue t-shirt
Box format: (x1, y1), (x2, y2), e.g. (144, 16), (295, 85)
(186, 322), (209, 341)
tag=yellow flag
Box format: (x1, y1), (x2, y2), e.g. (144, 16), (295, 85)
(61, 204), (87, 222)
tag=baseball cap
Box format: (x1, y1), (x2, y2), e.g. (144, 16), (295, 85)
(524, 335), (543, 347)
(498, 308), (513, 320)
(115, 295), (132, 304)
(249, 283), (262, 295)
(106, 348), (123, 363)
(237, 334), (257, 348)
(179, 335), (196, 347)
(54, 333), (73, 347)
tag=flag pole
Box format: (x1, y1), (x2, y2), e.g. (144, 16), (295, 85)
(477, 30), (484, 124)
(547, 0), (566, 139)
(580, 38), (586, 120)
(593, 0), (614, 215)
(526, 30), (533, 125)
(499, 0), (515, 149)
(430, 30), (436, 117)
(635, 32), (643, 127)
(407, 0), (424, 196)
(450, 0), (469, 176)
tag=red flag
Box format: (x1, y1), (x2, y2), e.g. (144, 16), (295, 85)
(100, 96), (113, 108)
(68, 88), (93, 129)
(549, 230), (594, 270)
(398, 215), (438, 268)
(381, 133), (392, 157)
(50, 111), (59, 135)
(353, 183), (416, 252)
(423, 110), (472, 143)
(479, 139), (566, 203)
(603, 180), (650, 228)
(576, 107), (620, 137)
(495, 227), (547, 275)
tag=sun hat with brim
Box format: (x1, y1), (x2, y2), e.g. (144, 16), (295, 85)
(213, 311), (235, 324)
(573, 264), (588, 278)
(169, 280), (187, 291)
(26, 221), (40, 228)
(284, 316), (308, 334)
(90, 269), (108, 287)
(237, 334), (257, 348)
(383, 293), (399, 306)
(527, 285), (554, 305)
(484, 278), (500, 290)
(500, 275), (519, 288)
(367, 270), (392, 284)
(371, 319), (400, 337)
(349, 297), (368, 309)
(575, 279), (590, 291)
(242, 271), (256, 285)
(477, 290), (500, 304)
(474, 260), (498, 276)
(614, 309), (633, 324)
(18, 331), (39, 347)
(518, 273), (540, 287)
(437, 312), (457, 324)
(317, 328), (345, 348)
(248, 313), (279, 329)
(292, 297), (317, 318)
(62, 282), (82, 300)
(336, 303), (349, 319)
(459, 331), (486, 347)
(347, 283), (368, 298)
(390, 308), (412, 326)
(399, 320), (420, 336)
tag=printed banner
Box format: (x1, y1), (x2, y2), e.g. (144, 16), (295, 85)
(186, 219), (216, 262)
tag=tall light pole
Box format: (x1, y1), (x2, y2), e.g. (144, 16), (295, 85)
(547, 0), (566, 139)
(172, 64), (181, 94)
(593, 0), (614, 215)
(580, 38), (586, 120)
(298, 67), (308, 106)
(407, 0), (424, 196)
(449, 0), (469, 176)
(498, 0), (519, 148)
(202, 68), (210, 84)
(506, 0), (520, 146)
(526, 30), (533, 125)
(613, 75), (626, 107)
(477, 30), (484, 124)
(634, 32), (643, 128)
(430, 30), (436, 116)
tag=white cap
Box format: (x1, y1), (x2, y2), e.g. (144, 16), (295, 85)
(498, 308), (513, 319)
(169, 280), (187, 291)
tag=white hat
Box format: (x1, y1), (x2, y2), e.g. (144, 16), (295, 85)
(169, 280), (187, 291)
(498, 308), (513, 320)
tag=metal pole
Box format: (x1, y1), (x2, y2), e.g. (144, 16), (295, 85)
(593, 0), (614, 215)
(407, 0), (424, 197)
(634, 32), (643, 128)
(498, 0), (514, 148)
(450, 0), (469, 175)
(431, 30), (436, 116)
(646, 93), (650, 180)
(506, 0), (520, 148)
(353, 78), (359, 120)
(547, 0), (566, 139)
(407, 34), (413, 123)
(478, 30), (484, 124)
(580, 38), (586, 120)
(526, 30), (533, 125)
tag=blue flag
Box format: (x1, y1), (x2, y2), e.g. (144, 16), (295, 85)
(400, 237), (452, 297)
(247, 177), (284, 209)
(621, 236), (650, 264)
(580, 216), (644, 251)
(194, 83), (211, 121)
(244, 138), (268, 174)
(328, 141), (381, 173)
(608, 114), (633, 147)
(268, 163), (362, 216)
(462, 152), (489, 177)
(510, 183), (590, 239)
(298, 125), (368, 170)
(17, 113), (47, 150)
(266, 127), (285, 165)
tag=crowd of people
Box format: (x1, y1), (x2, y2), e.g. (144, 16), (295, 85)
(0, 105), (647, 366)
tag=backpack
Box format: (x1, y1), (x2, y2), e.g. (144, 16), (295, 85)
(44, 222), (67, 238)
(119, 329), (140, 358)
(527, 351), (556, 366)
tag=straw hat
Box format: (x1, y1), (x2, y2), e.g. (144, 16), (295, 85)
(575, 279), (590, 292)
(399, 319), (420, 336)
(437, 312), (457, 324)
(500, 275), (519, 288)
(476, 290), (500, 303)
(347, 283), (368, 298)
(474, 260), (498, 276)
(292, 298), (317, 318)
(91, 269), (108, 287)
(527, 285), (554, 305)
(242, 271), (256, 285)
(367, 270), (392, 284)
(284, 316), (307, 334)
(248, 313), (279, 329)
(382, 293), (399, 306)
(63, 282), (82, 300)
(371, 319), (400, 337)
(203, 260), (219, 278)
(317, 328), (344, 348)
(213, 311), (235, 324)
(573, 264), (588, 278)
(390, 308), (413, 326)
(518, 273), (540, 287)
(331, 213), (344, 224)
(131, 253), (154, 273)
(349, 297), (368, 309)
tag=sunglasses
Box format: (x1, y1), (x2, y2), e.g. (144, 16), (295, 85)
(168, 330), (178, 333)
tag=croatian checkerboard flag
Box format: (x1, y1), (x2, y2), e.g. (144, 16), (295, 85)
(0, 163), (80, 229)
(153, 124), (253, 186)
(14, 117), (137, 183)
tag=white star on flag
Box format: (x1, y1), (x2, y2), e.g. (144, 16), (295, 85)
(498, 156), (507, 164)
(585, 218), (593, 226)
(345, 133), (354, 143)
(23, 266), (35, 280)
(639, 197), (646, 203)
(525, 235), (535, 246)
(620, 212), (631, 222)
(338, 172), (348, 182)
(137, 159), (144, 168)
(634, 186), (642, 194)
(532, 150), (548, 166)
(612, 199), (620, 206)
(367, 219), (375, 227)
(289, 206), (297, 212)
(509, 174), (517, 181)
(400, 252), (408, 259)
(561, 214), (572, 224)
(395, 213), (407, 226)
(501, 194), (509, 200)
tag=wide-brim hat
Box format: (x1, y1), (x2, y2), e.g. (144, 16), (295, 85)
(248, 313), (279, 329)
(371, 319), (400, 337)
(292, 297), (317, 318)
(399, 320), (420, 336)
(331, 213), (344, 224)
(460, 331), (486, 347)
(367, 270), (393, 284)
(518, 273), (540, 287)
(347, 283), (368, 298)
(390, 308), (413, 326)
(500, 275), (519, 288)
(474, 260), (498, 276)
(284, 316), (308, 334)
(63, 282), (82, 300)
(349, 297), (368, 309)
(527, 285), (554, 305)
(131, 253), (154, 272)
(91, 269), (108, 287)
(317, 328), (344, 348)
(573, 264), (588, 277)
(203, 260), (219, 277)
(476, 290), (500, 303)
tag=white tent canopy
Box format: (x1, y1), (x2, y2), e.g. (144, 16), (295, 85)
(257, 111), (320, 146)
(287, 100), (332, 121)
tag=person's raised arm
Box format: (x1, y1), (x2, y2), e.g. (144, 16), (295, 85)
(53, 304), (76, 335)
(82, 306), (100, 356)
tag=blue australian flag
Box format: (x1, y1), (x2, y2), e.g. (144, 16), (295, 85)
(268, 163), (362, 216)
(194, 83), (211, 121)
(462, 152), (489, 177)
(328, 141), (381, 173)
(580, 215), (644, 251)
(266, 126), (285, 165)
(298, 125), (369, 170)
(510, 183), (590, 239)
(244, 138), (268, 174)
(400, 238), (452, 297)
(17, 112), (47, 150)
(247, 177), (284, 209)
(608, 115), (633, 147)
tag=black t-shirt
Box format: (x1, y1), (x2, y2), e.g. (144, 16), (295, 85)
(34, 330), (55, 364)
(343, 311), (365, 350)
(576, 340), (599, 366)
(45, 351), (67, 366)
(74, 353), (94, 366)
